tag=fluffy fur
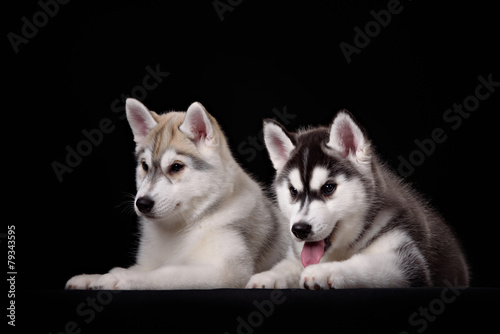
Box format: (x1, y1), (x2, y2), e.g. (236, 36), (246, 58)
(247, 110), (469, 289)
(66, 99), (287, 289)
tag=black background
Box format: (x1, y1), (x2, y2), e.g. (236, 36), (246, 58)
(7, 0), (499, 294)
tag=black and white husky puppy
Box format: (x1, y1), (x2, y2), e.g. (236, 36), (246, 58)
(247, 110), (469, 289)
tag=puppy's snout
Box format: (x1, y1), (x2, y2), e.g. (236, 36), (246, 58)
(136, 196), (155, 214)
(291, 222), (312, 240)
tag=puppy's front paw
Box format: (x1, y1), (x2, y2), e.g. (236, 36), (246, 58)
(89, 271), (135, 290)
(246, 271), (288, 289)
(300, 263), (341, 290)
(65, 274), (102, 290)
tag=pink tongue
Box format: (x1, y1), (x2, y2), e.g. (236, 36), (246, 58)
(301, 240), (325, 267)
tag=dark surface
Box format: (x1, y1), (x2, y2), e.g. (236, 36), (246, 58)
(5, 0), (499, 332)
(21, 288), (500, 333)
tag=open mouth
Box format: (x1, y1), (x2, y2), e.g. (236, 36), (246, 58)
(300, 225), (337, 268)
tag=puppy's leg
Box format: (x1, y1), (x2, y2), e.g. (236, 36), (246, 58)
(301, 251), (409, 289)
(65, 264), (147, 290)
(65, 274), (102, 290)
(89, 263), (252, 290)
(246, 247), (303, 289)
(300, 230), (420, 289)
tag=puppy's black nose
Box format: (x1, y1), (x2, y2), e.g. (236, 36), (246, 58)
(291, 222), (312, 240)
(136, 196), (155, 214)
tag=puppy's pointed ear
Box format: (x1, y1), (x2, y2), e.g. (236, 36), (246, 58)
(327, 110), (371, 163)
(179, 102), (217, 145)
(263, 119), (296, 171)
(125, 98), (158, 144)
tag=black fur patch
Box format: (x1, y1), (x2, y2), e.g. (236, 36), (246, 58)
(278, 127), (362, 204)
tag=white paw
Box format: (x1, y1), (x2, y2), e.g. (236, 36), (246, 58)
(300, 263), (344, 290)
(246, 271), (288, 289)
(108, 266), (129, 275)
(65, 274), (102, 290)
(89, 270), (135, 290)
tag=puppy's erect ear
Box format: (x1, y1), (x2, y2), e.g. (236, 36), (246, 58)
(327, 110), (371, 164)
(179, 102), (217, 146)
(263, 119), (296, 171)
(126, 98), (158, 144)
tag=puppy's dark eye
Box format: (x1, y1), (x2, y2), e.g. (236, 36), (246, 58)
(170, 163), (184, 173)
(141, 161), (149, 172)
(289, 186), (298, 198)
(321, 183), (336, 195)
